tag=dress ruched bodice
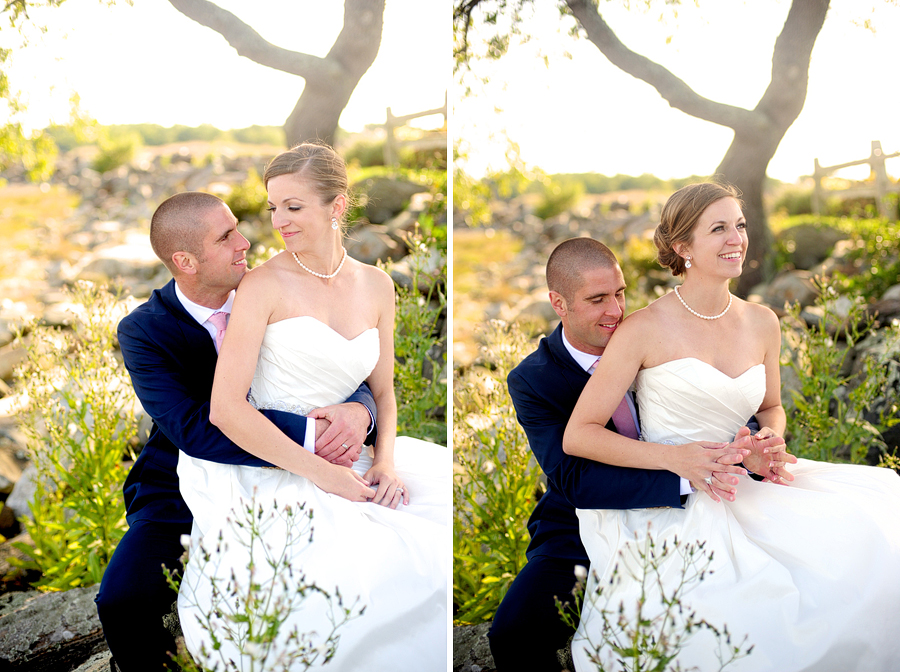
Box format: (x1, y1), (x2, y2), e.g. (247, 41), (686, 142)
(248, 316), (380, 416)
(636, 358), (765, 444)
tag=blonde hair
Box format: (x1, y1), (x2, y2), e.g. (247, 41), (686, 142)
(263, 143), (349, 217)
(654, 182), (743, 276)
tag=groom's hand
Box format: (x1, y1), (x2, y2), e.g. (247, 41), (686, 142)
(309, 402), (370, 465)
(734, 425), (797, 484)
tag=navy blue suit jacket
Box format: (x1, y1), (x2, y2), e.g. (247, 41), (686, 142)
(507, 324), (682, 561)
(117, 278), (377, 526)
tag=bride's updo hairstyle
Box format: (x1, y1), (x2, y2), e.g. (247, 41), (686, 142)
(654, 182), (742, 276)
(263, 142), (350, 223)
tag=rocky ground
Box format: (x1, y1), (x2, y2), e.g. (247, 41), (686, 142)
(0, 144), (446, 671)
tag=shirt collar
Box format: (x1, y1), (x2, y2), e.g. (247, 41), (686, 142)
(174, 282), (235, 326)
(561, 328), (601, 372)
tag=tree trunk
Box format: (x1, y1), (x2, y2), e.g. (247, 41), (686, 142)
(167, 0), (385, 147)
(284, 0), (385, 145)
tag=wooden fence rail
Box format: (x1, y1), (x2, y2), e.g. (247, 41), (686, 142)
(812, 140), (900, 219)
(383, 92), (447, 167)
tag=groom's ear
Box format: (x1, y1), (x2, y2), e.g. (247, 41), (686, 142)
(549, 290), (568, 318)
(172, 251), (199, 275)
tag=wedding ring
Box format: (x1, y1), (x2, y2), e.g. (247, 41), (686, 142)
(341, 443), (349, 449)
(704, 477), (713, 486)
(396, 487), (404, 494)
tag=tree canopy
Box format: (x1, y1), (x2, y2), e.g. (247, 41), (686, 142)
(455, 0), (832, 295)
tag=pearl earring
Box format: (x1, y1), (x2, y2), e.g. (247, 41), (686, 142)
(331, 217), (339, 230)
(684, 256), (692, 269)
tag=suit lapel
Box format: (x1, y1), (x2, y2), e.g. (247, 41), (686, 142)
(547, 324), (620, 434)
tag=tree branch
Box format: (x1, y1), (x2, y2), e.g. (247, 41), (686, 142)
(564, 0), (762, 133)
(165, 0), (343, 81)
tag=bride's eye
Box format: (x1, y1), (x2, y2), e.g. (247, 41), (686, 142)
(265, 206), (275, 212)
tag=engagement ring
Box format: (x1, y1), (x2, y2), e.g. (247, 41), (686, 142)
(704, 477), (713, 486)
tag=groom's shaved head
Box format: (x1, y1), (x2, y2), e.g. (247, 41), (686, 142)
(151, 192), (227, 273)
(547, 237), (620, 300)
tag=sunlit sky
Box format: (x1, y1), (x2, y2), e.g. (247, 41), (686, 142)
(456, 1), (900, 182)
(4, 0), (448, 135)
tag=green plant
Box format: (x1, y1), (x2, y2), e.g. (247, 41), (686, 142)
(559, 529), (752, 671)
(92, 128), (141, 174)
(453, 320), (543, 624)
(381, 228), (448, 444)
(227, 168), (268, 222)
(832, 218), (900, 303)
(167, 493), (362, 671)
(11, 282), (137, 591)
(534, 177), (583, 220)
(781, 283), (900, 463)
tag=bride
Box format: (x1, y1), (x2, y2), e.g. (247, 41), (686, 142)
(563, 182), (900, 671)
(176, 143), (449, 670)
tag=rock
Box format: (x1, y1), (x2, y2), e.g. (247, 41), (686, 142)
(0, 585), (107, 671)
(75, 240), (164, 284)
(453, 622), (495, 672)
(0, 533), (38, 589)
(882, 284), (900, 303)
(354, 177), (427, 224)
(763, 271), (820, 310)
(5, 464), (39, 523)
(346, 225), (401, 265)
(0, 339), (27, 382)
(776, 224), (848, 270)
(71, 650), (114, 672)
(0, 319), (14, 349)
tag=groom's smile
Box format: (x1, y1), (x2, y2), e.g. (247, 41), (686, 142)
(550, 264), (627, 356)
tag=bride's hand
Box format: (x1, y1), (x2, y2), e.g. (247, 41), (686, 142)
(318, 463), (376, 502)
(737, 426), (797, 485)
(363, 463), (409, 509)
(668, 441), (749, 503)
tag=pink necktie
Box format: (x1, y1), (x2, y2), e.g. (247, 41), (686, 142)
(208, 311), (228, 352)
(589, 357), (639, 439)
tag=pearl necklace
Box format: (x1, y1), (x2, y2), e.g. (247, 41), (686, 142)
(674, 286), (733, 320)
(291, 247), (347, 279)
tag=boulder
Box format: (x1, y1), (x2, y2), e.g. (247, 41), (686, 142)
(346, 225), (402, 265)
(354, 177), (427, 224)
(776, 223), (848, 270)
(0, 585), (107, 671)
(453, 622), (495, 672)
(763, 271), (820, 310)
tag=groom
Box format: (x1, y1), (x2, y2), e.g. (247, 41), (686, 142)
(488, 237), (776, 671)
(96, 192), (377, 672)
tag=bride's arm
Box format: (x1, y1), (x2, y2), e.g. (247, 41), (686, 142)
(742, 305), (795, 483)
(359, 266), (407, 508)
(209, 266), (375, 502)
(562, 313), (748, 489)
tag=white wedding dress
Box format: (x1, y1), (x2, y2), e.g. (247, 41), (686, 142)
(574, 358), (900, 672)
(176, 316), (449, 671)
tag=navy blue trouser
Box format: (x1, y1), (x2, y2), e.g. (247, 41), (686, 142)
(95, 519), (192, 672)
(488, 554), (586, 671)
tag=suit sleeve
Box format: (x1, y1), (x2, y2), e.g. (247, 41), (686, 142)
(507, 368), (682, 510)
(118, 316), (376, 466)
